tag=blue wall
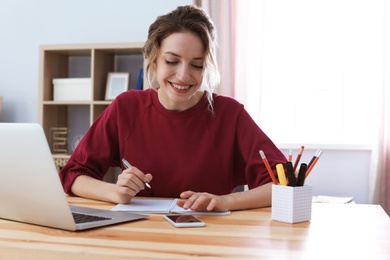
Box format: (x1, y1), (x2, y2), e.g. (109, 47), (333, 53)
(0, 0), (192, 122)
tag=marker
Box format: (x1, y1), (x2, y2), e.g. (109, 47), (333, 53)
(285, 161), (297, 187)
(122, 158), (151, 189)
(296, 163), (307, 186)
(259, 150), (279, 185)
(276, 163), (287, 186)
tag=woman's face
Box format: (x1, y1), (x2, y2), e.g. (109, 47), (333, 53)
(155, 31), (205, 111)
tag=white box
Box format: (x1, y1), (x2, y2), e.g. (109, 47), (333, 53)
(53, 78), (92, 101)
(272, 185), (312, 223)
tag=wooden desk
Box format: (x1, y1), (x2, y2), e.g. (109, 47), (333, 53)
(1, 197), (389, 259)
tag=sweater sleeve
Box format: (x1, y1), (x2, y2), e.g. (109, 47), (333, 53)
(59, 100), (120, 195)
(234, 106), (287, 189)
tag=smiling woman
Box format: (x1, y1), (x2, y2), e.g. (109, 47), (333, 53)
(58, 5), (287, 213)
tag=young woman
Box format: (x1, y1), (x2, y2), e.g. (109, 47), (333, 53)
(59, 5), (286, 212)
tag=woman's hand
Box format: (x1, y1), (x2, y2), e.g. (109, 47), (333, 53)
(176, 190), (230, 212)
(114, 166), (152, 204)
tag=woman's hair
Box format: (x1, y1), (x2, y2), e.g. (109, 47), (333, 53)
(142, 5), (220, 112)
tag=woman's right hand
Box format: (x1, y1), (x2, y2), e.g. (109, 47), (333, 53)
(114, 166), (153, 204)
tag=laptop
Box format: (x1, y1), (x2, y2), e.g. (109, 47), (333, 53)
(0, 123), (147, 231)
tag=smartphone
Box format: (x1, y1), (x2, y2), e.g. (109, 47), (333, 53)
(163, 214), (206, 228)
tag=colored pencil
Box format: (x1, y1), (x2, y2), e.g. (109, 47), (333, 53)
(288, 149), (293, 162)
(259, 150), (279, 184)
(305, 150), (322, 178)
(293, 146), (305, 173)
(307, 149), (320, 170)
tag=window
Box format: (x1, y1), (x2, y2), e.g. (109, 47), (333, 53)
(235, 0), (384, 146)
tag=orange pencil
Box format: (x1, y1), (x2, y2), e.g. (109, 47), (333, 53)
(288, 149), (292, 162)
(293, 146), (305, 173)
(259, 150), (279, 184)
(305, 150), (322, 178)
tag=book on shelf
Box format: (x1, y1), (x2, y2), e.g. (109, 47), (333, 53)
(136, 68), (143, 90)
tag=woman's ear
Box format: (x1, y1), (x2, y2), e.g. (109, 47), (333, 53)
(150, 61), (157, 71)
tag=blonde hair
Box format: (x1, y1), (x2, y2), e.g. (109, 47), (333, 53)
(142, 5), (220, 113)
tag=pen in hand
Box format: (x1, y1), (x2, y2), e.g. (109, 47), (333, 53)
(121, 158), (152, 189)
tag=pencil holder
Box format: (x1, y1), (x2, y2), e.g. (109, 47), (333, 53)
(271, 184), (312, 223)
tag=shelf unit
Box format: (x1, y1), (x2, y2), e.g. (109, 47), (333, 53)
(38, 42), (146, 175)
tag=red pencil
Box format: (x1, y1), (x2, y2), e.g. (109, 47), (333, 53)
(293, 146), (305, 173)
(259, 150), (279, 184)
(305, 150), (322, 178)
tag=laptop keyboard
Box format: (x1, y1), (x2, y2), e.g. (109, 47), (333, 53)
(72, 212), (112, 224)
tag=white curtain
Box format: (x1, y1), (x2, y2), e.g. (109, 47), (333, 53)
(197, 0), (237, 97)
(196, 0), (263, 125)
(371, 0), (390, 215)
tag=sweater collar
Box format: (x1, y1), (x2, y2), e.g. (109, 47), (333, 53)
(150, 89), (209, 118)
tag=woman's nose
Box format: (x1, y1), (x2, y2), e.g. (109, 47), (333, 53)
(176, 64), (191, 82)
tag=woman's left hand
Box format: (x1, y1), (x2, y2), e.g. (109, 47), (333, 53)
(176, 190), (230, 212)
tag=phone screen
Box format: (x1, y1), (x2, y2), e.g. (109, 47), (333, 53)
(164, 214), (206, 228)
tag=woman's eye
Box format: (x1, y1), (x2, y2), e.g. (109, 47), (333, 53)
(192, 64), (204, 69)
(165, 60), (178, 65)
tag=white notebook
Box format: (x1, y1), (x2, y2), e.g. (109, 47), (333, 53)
(112, 199), (230, 215)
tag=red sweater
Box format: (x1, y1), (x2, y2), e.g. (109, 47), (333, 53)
(59, 89), (286, 198)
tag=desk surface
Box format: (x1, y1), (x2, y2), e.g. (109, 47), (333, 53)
(1, 197), (390, 259)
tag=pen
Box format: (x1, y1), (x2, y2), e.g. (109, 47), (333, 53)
(305, 150), (322, 178)
(296, 163), (307, 186)
(276, 163), (287, 186)
(285, 161), (297, 187)
(122, 158), (152, 189)
(259, 150), (279, 185)
(293, 145), (305, 173)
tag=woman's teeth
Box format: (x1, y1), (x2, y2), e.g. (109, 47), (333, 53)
(172, 84), (190, 90)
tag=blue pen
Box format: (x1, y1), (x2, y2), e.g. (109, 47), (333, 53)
(122, 158), (151, 189)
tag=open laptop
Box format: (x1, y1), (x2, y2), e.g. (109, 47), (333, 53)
(0, 123), (147, 231)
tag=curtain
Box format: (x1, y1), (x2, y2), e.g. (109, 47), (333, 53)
(371, 72), (390, 215)
(380, 77), (390, 214)
(195, 0), (237, 97)
(195, 0), (263, 124)
(370, 1), (390, 215)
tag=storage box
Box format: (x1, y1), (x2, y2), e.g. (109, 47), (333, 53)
(271, 184), (312, 223)
(53, 78), (92, 101)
